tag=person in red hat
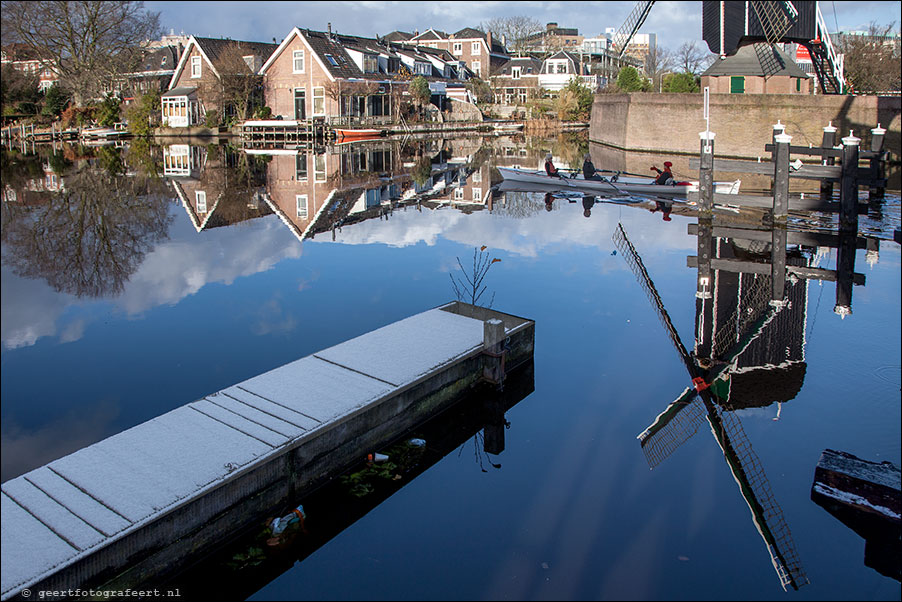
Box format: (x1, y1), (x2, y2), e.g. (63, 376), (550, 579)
(651, 161), (674, 185)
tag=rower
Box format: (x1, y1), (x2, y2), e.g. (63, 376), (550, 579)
(651, 161), (675, 185)
(545, 153), (567, 179)
(582, 153), (604, 181)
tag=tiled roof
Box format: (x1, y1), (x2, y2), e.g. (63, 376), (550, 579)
(194, 37), (278, 67)
(495, 56), (543, 76)
(383, 31), (413, 42)
(702, 43), (809, 78)
(137, 46), (179, 73)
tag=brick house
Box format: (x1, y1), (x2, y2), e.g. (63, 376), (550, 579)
(260, 27), (470, 125)
(491, 56), (542, 105)
(162, 36), (277, 127)
(701, 44), (812, 95)
(405, 27), (509, 78)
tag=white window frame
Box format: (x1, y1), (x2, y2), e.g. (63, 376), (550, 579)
(454, 187), (465, 200)
(472, 187), (482, 201)
(196, 190), (207, 213)
(296, 194), (308, 219)
(293, 49), (305, 74)
(472, 169), (482, 183)
(453, 42), (463, 55)
(190, 56), (201, 78)
(471, 60), (481, 76)
(312, 87), (325, 116)
(511, 66), (521, 80)
(471, 41), (482, 55)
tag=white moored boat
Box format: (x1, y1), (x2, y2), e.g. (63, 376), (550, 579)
(497, 167), (741, 197)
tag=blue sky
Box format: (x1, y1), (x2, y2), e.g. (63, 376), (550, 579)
(144, 0), (901, 52)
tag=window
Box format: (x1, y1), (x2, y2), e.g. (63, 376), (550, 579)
(796, 78), (801, 92)
(296, 195), (308, 219)
(295, 153), (308, 181)
(416, 62), (430, 75)
(472, 187), (482, 201)
(472, 42), (481, 55)
(313, 87), (325, 115)
(454, 187), (465, 200)
(511, 66), (521, 80)
(472, 169), (481, 183)
(190, 56), (201, 78)
(294, 88), (306, 119)
(196, 191), (207, 213)
(293, 49), (305, 73)
(314, 154), (326, 182)
(453, 42), (462, 55)
(730, 76), (745, 93)
(364, 55), (378, 73)
(325, 53), (339, 67)
(471, 60), (480, 76)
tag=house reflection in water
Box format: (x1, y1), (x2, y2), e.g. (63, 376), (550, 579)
(165, 144), (273, 232)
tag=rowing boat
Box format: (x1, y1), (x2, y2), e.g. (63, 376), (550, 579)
(497, 167), (741, 197)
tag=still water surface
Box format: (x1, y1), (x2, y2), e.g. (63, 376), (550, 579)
(1, 134), (899, 600)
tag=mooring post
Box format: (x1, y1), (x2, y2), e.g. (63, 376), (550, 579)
(820, 122), (837, 198)
(772, 130), (791, 221)
(771, 225), (788, 303)
(694, 217), (714, 361)
(834, 227), (857, 318)
(868, 124), (886, 201)
(698, 131), (715, 216)
(483, 318), (506, 386)
(840, 132), (861, 232)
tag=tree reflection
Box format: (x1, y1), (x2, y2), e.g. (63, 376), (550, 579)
(2, 166), (173, 298)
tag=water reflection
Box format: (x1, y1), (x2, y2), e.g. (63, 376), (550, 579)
(167, 363), (535, 599)
(2, 154), (171, 298)
(619, 204), (888, 591)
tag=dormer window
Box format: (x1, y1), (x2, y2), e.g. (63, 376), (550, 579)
(511, 66), (521, 80)
(364, 54), (378, 73)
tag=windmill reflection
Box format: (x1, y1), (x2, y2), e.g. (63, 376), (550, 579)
(614, 222), (809, 591)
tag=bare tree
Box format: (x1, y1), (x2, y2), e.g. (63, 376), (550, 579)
(838, 21), (901, 94)
(645, 46), (674, 92)
(1, 1), (161, 106)
(201, 42), (266, 122)
(673, 41), (714, 75)
(479, 15), (543, 55)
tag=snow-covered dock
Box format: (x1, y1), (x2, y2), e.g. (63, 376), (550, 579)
(1, 302), (534, 600)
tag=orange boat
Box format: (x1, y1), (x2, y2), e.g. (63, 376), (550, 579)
(335, 128), (385, 141)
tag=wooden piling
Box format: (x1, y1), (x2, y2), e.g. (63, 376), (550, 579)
(483, 318), (506, 385)
(772, 131), (791, 221)
(840, 132), (861, 232)
(698, 131), (715, 216)
(868, 124), (886, 201)
(771, 225), (788, 303)
(820, 122), (837, 198)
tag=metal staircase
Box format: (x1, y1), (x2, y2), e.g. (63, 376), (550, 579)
(805, 4), (845, 94)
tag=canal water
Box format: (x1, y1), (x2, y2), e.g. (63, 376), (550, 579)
(1, 133), (899, 601)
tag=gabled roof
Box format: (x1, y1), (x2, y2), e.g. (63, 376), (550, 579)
(494, 56), (543, 76)
(545, 50), (580, 62)
(383, 31), (413, 42)
(453, 27), (486, 40)
(702, 43), (809, 78)
(194, 37), (278, 67)
(169, 36), (278, 88)
(410, 28), (448, 41)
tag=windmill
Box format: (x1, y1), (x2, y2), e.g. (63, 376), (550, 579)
(612, 223), (809, 591)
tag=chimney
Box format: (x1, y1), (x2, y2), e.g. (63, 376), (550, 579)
(486, 30), (492, 50)
(328, 22), (332, 35)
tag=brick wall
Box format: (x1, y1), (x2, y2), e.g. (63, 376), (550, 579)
(590, 93), (900, 160)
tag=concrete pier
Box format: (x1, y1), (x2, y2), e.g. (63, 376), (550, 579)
(0, 301), (534, 600)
